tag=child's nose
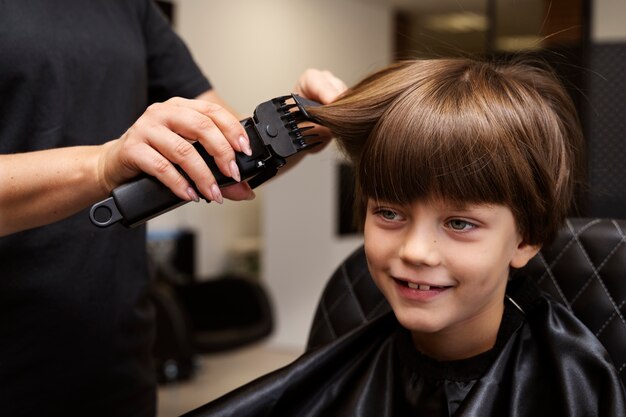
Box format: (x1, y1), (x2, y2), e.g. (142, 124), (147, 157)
(398, 228), (441, 267)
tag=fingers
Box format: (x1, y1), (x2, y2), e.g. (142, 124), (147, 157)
(149, 101), (245, 200)
(294, 69), (348, 104)
(133, 124), (221, 202)
(170, 97), (252, 157)
(221, 182), (256, 201)
(107, 97), (254, 203)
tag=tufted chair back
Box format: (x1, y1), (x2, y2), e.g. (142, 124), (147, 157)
(306, 218), (626, 387)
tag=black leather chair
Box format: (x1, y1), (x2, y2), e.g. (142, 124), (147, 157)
(306, 218), (626, 387)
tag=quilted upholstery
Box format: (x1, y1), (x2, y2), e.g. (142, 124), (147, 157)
(306, 218), (626, 387)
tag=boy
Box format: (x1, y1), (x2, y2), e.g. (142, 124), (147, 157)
(185, 58), (626, 416)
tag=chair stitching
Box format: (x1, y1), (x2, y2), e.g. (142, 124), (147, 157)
(570, 234), (623, 304)
(540, 219), (604, 309)
(595, 312), (616, 337)
(536, 252), (572, 309)
(367, 298), (390, 319)
(324, 264), (370, 314)
(596, 298), (626, 337)
(309, 267), (352, 340)
(536, 219), (598, 309)
(314, 291), (337, 341)
(309, 262), (368, 339)
(340, 262), (368, 322)
(572, 220), (626, 333)
(350, 262), (372, 287)
(307, 297), (335, 344)
(534, 252), (551, 285)
(322, 264), (369, 315)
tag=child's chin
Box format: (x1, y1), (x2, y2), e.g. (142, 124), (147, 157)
(394, 311), (444, 334)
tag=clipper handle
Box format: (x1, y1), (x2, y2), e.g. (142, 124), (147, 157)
(90, 120), (264, 228)
(90, 175), (188, 228)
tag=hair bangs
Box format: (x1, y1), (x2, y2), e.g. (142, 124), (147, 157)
(357, 81), (515, 209)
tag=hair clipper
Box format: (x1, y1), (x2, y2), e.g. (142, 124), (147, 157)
(89, 94), (321, 228)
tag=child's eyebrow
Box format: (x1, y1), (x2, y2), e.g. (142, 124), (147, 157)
(443, 202), (494, 213)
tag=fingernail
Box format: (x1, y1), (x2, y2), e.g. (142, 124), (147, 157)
(186, 187), (200, 203)
(239, 135), (252, 156)
(229, 160), (241, 182)
(211, 183), (223, 204)
(246, 190), (256, 200)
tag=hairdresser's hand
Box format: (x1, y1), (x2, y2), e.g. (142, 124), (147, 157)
(294, 68), (347, 105)
(293, 68), (347, 152)
(98, 95), (256, 204)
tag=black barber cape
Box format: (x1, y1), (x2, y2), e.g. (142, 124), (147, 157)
(185, 277), (626, 417)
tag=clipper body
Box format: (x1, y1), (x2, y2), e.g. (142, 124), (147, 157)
(89, 94), (320, 228)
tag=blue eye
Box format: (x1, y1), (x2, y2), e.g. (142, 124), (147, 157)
(375, 208), (404, 222)
(380, 209), (399, 220)
(447, 219), (475, 231)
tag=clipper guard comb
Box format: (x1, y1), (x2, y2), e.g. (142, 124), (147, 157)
(90, 94), (321, 228)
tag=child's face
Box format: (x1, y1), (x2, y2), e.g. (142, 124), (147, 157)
(363, 198), (539, 358)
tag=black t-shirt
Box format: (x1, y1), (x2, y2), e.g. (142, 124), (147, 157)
(0, 1), (210, 416)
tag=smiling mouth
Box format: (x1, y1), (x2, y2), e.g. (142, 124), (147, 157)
(394, 278), (451, 291)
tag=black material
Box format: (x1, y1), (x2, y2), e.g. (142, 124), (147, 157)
(0, 1), (210, 416)
(89, 94), (321, 228)
(147, 232), (274, 363)
(183, 275), (625, 416)
(586, 42), (626, 217)
(174, 276), (274, 353)
(172, 229), (196, 277)
(151, 277), (274, 378)
(151, 282), (197, 384)
(90, 176), (189, 228)
(337, 162), (358, 235)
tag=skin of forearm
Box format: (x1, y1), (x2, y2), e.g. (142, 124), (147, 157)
(0, 145), (107, 236)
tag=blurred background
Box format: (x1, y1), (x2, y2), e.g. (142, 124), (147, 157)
(145, 0), (625, 415)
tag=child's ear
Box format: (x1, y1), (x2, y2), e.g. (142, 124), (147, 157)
(510, 242), (541, 269)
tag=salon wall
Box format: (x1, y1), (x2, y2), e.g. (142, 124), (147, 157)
(593, 0), (626, 41)
(147, 0), (393, 349)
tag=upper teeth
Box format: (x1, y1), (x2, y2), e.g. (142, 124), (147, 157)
(408, 282), (431, 290)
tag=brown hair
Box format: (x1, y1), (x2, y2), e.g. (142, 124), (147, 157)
(308, 58), (583, 245)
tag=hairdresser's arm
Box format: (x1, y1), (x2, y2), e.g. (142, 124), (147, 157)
(0, 94), (252, 237)
(0, 69), (346, 237)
